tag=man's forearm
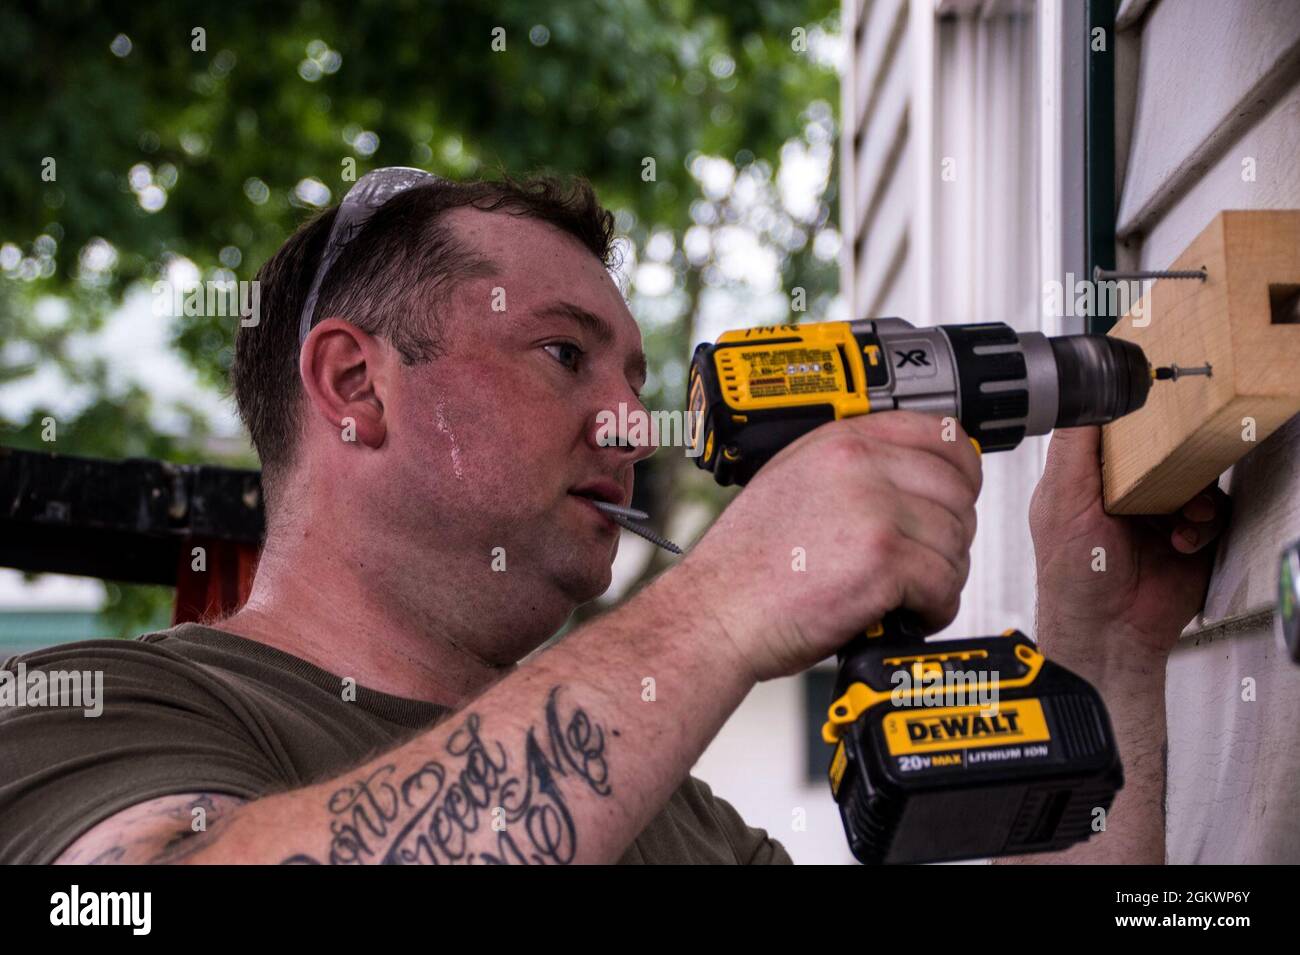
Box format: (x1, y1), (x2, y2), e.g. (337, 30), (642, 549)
(1002, 618), (1170, 865)
(179, 561), (754, 864)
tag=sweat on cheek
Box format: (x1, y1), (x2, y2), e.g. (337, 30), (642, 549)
(434, 396), (465, 480)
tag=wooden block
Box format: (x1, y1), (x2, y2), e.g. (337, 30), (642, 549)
(1102, 210), (1300, 514)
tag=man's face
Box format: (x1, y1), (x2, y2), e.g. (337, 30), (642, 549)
(379, 207), (652, 629)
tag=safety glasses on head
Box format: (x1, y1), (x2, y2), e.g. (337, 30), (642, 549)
(297, 166), (437, 348)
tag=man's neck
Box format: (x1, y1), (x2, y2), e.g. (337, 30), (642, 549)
(215, 524), (523, 707)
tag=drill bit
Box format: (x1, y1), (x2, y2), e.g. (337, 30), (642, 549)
(1153, 362), (1213, 381)
(590, 500), (683, 555)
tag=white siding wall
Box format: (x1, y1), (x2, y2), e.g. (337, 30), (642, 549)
(1113, 0), (1300, 863)
(849, 0), (913, 318)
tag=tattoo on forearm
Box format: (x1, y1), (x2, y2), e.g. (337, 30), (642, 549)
(58, 792), (242, 865)
(282, 686), (612, 865)
(151, 794), (227, 863)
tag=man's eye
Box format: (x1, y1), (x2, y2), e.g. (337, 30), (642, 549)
(543, 342), (583, 371)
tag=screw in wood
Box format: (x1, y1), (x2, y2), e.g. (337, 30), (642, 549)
(1093, 266), (1208, 283)
(1154, 363), (1213, 381)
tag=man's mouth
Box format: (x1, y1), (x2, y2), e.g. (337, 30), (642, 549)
(568, 478), (627, 509)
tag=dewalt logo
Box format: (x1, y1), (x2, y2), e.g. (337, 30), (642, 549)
(883, 700), (1051, 755)
(908, 710), (1022, 743)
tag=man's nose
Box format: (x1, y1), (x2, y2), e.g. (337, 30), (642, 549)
(586, 399), (657, 464)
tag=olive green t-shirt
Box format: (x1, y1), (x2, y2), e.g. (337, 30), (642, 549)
(0, 623), (791, 865)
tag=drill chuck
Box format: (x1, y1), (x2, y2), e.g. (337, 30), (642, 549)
(1046, 335), (1152, 428)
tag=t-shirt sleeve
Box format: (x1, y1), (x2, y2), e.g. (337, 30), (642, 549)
(689, 776), (794, 865)
(0, 639), (291, 864)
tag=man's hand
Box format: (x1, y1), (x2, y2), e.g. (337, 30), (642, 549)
(1017, 425), (1230, 865)
(1031, 425), (1228, 661)
(686, 411), (983, 682)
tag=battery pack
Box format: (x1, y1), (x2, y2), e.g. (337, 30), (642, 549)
(824, 630), (1124, 865)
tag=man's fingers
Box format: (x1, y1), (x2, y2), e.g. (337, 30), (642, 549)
(1041, 425), (1103, 496)
(837, 410), (983, 496)
(890, 493), (974, 577)
(867, 444), (979, 543)
(1169, 484), (1230, 554)
(1179, 481), (1222, 522)
(894, 536), (965, 633)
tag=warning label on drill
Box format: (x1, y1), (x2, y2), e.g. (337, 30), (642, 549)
(740, 348), (839, 398)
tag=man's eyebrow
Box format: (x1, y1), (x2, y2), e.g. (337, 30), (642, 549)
(534, 301), (615, 344)
(535, 300), (647, 386)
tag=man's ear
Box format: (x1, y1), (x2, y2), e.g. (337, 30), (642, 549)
(299, 317), (389, 449)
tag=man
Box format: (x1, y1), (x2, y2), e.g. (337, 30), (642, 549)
(0, 171), (1225, 864)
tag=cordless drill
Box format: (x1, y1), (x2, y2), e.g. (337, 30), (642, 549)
(687, 318), (1192, 864)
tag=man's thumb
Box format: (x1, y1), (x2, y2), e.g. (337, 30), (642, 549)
(1043, 425), (1103, 490)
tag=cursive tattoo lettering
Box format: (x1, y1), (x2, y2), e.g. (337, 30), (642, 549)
(282, 686), (612, 865)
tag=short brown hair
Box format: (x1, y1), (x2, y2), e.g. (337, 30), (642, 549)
(233, 176), (616, 502)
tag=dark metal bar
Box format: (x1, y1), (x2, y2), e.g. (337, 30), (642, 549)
(0, 446), (264, 587)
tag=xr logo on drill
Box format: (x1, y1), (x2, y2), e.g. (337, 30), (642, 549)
(895, 349), (930, 367)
